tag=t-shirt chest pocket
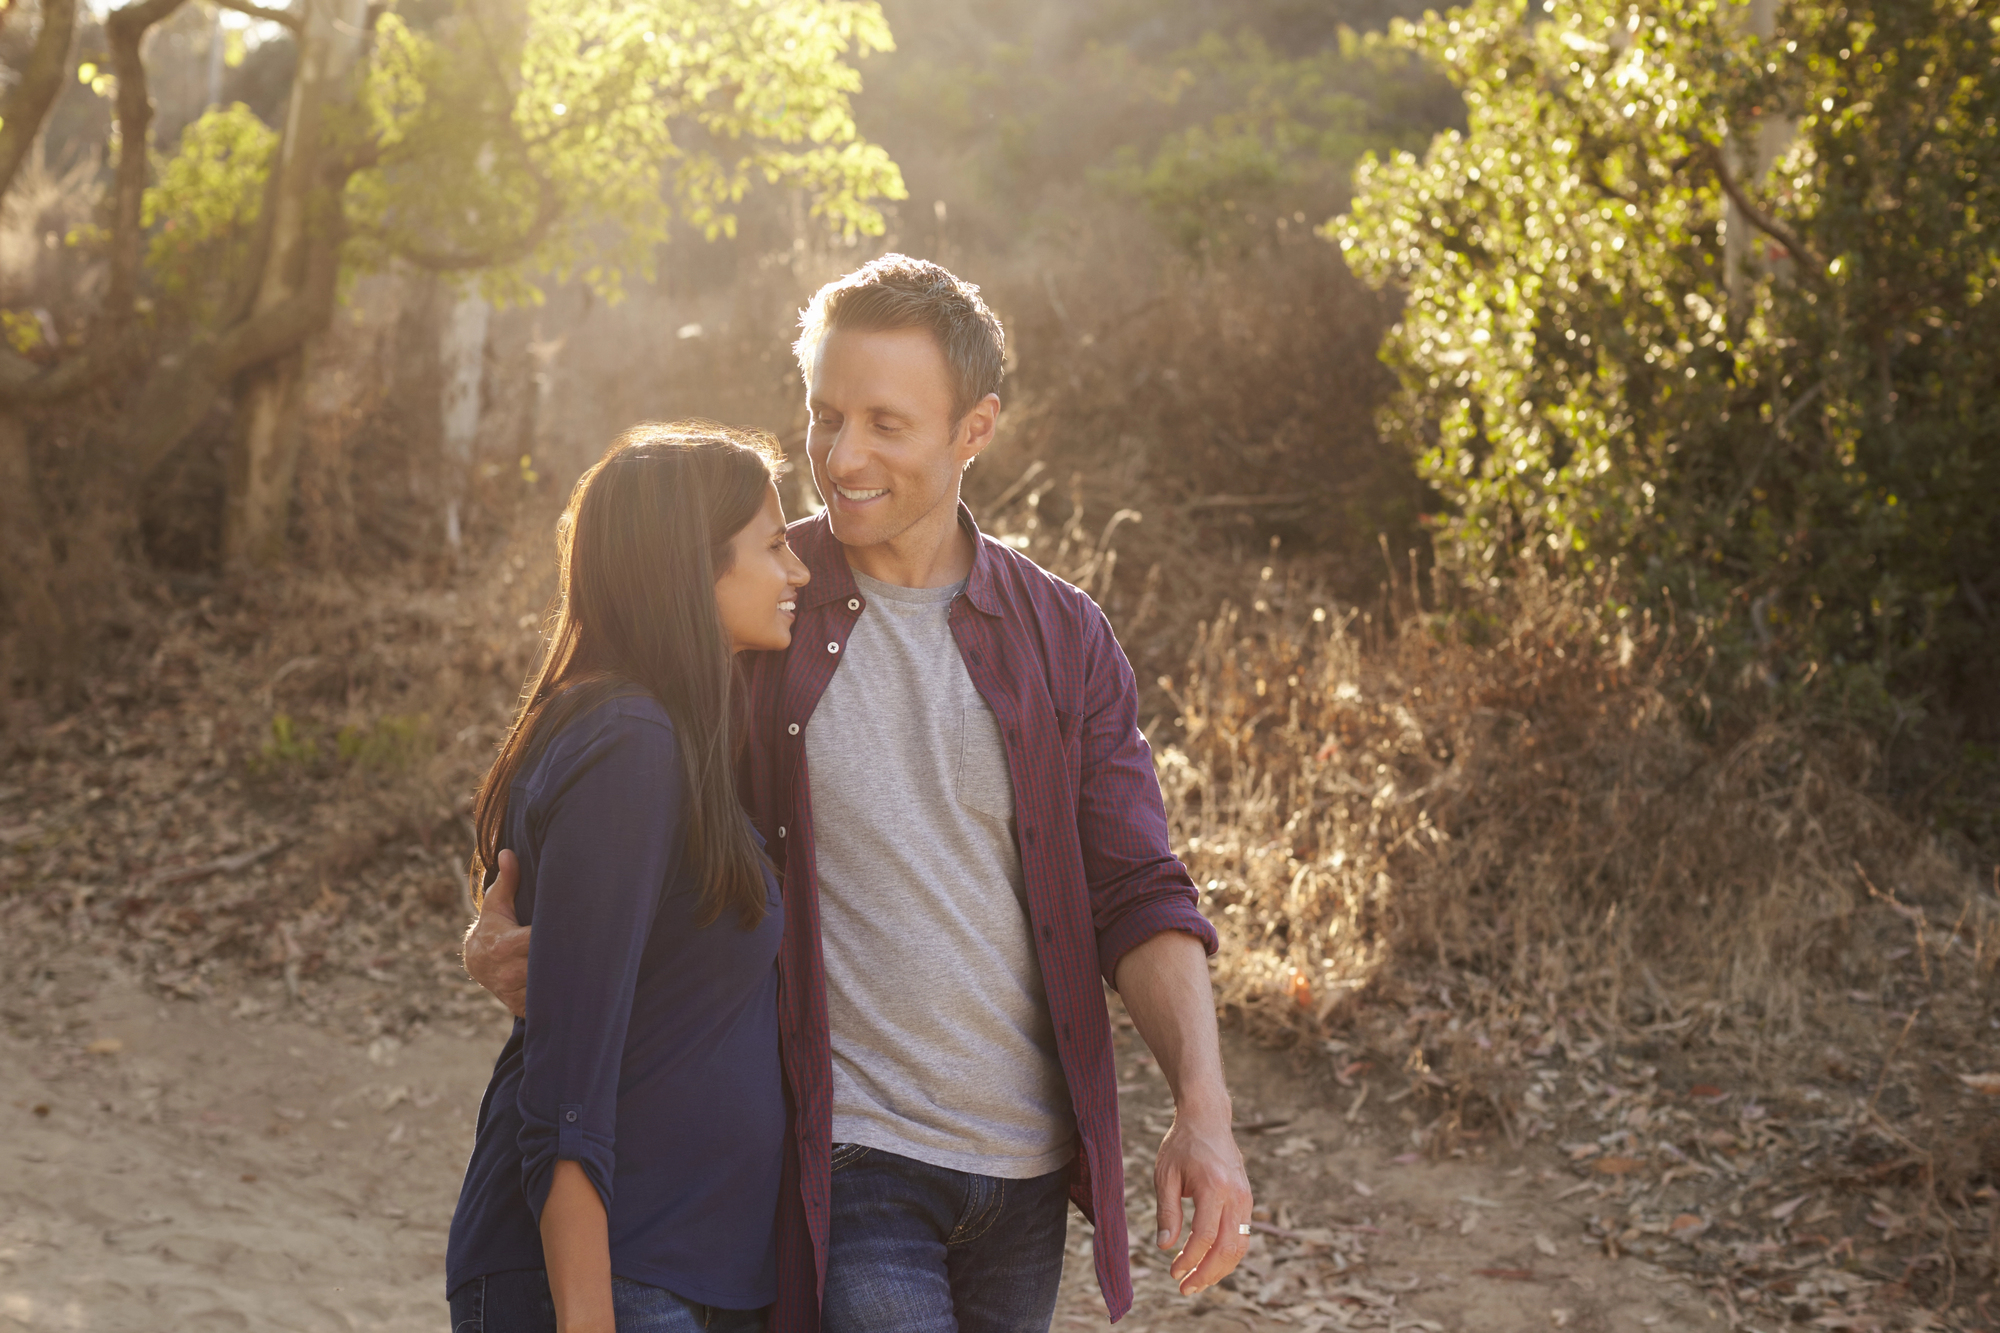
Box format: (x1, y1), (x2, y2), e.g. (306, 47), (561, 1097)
(956, 696), (1015, 825)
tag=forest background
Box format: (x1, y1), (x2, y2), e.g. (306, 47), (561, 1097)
(0, 0), (1995, 1322)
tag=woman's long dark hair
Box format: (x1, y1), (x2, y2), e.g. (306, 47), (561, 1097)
(468, 421), (783, 929)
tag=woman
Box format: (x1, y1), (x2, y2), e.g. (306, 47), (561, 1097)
(446, 421), (808, 1333)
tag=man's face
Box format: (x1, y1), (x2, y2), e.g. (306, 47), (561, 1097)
(804, 325), (989, 555)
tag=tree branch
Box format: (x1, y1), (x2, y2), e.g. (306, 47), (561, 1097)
(212, 0), (300, 30)
(212, 222), (341, 380)
(123, 196), (346, 477)
(0, 0), (77, 202)
(382, 174), (562, 272)
(1702, 141), (1827, 286)
(0, 340), (123, 403)
(0, 0), (181, 407)
(105, 0), (191, 323)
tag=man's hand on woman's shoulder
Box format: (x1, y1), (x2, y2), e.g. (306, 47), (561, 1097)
(463, 849), (531, 1018)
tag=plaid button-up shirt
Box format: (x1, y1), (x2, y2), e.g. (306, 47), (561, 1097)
(739, 504), (1217, 1330)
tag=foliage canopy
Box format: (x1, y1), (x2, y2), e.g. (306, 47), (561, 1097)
(1336, 0), (2000, 727)
(143, 0), (907, 309)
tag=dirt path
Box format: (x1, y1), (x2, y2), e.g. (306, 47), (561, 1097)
(0, 955), (1705, 1333)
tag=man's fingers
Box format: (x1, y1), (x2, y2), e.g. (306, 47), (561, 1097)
(1171, 1178), (1224, 1289)
(484, 849), (522, 924)
(1180, 1183), (1252, 1293)
(1154, 1161), (1184, 1251)
(462, 848), (531, 1019)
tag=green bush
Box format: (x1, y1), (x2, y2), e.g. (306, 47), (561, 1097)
(1335, 0), (2000, 733)
(252, 713), (433, 778)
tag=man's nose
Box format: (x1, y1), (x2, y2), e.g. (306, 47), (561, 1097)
(820, 423), (865, 479)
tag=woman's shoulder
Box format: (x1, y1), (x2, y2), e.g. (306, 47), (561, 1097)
(587, 690), (676, 735)
(521, 687), (679, 790)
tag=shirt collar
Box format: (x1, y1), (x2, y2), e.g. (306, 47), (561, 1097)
(793, 501), (1003, 617)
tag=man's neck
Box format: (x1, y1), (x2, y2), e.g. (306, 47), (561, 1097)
(842, 494), (975, 589)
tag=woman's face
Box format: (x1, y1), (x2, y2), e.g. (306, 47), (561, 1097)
(715, 483), (810, 653)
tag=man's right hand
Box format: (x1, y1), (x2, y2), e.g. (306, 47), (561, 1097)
(463, 849), (530, 1018)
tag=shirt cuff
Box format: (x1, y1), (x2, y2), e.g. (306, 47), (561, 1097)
(1097, 898), (1219, 988)
(519, 1100), (617, 1220)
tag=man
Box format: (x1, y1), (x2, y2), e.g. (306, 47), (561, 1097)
(465, 255), (1252, 1332)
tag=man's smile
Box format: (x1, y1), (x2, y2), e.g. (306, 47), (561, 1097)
(834, 484), (887, 503)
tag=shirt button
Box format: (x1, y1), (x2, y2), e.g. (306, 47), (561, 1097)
(564, 1110), (578, 1123)
(778, 826), (787, 838)
(847, 598), (861, 611)
(788, 723), (801, 736)
(827, 641), (840, 654)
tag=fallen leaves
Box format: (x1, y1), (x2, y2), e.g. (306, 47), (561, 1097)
(1590, 1155), (1646, 1175)
(1668, 1213), (1708, 1241)
(1767, 1193), (1812, 1223)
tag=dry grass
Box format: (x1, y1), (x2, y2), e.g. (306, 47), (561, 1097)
(984, 487), (2000, 1313)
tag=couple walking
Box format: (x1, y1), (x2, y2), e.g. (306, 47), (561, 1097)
(444, 256), (1253, 1333)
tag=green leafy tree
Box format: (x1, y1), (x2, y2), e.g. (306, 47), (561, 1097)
(143, 102), (277, 321)
(1335, 0), (2000, 726)
(0, 0), (905, 579)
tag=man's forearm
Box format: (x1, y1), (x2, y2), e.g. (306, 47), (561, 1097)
(1114, 931), (1230, 1120)
(1115, 928), (1251, 1291)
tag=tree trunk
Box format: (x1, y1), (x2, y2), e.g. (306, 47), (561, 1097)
(0, 0), (78, 202)
(1724, 0), (1795, 308)
(440, 289), (490, 551)
(0, 414), (70, 697)
(222, 0), (368, 569)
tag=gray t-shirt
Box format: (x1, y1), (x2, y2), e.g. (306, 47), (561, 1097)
(803, 569), (1074, 1178)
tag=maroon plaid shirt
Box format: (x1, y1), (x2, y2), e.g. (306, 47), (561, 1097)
(739, 504), (1217, 1330)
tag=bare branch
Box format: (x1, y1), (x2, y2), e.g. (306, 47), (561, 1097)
(1703, 141), (1827, 285)
(0, 0), (78, 201)
(0, 340), (122, 404)
(211, 0), (300, 29)
(105, 0), (190, 323)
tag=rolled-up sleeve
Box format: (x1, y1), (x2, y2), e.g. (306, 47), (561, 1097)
(1074, 606), (1218, 984)
(516, 711), (684, 1219)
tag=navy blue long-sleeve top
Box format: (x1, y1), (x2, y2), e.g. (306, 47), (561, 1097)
(446, 694), (785, 1308)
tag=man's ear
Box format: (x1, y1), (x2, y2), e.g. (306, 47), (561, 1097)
(956, 393), (1002, 466)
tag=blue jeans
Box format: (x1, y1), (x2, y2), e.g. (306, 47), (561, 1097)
(822, 1144), (1070, 1333)
(447, 1269), (767, 1332)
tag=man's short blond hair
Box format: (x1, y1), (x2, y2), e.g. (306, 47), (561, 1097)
(793, 254), (1006, 423)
